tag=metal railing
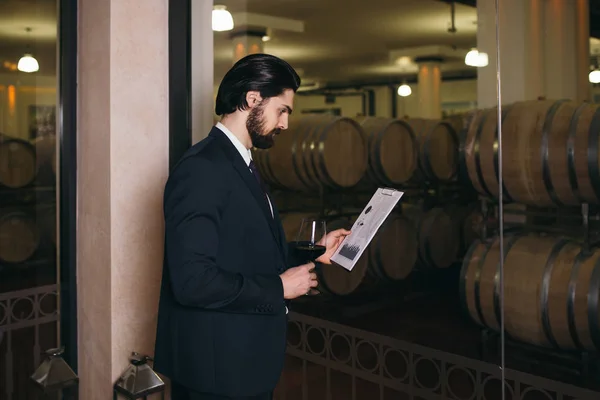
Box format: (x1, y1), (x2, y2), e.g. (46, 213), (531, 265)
(2, 287), (598, 400)
(275, 311), (600, 400)
(0, 284), (59, 400)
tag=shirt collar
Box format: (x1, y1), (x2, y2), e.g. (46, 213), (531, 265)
(216, 122), (252, 166)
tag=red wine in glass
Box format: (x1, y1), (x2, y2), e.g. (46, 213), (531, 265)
(294, 241), (326, 261)
(295, 218), (327, 295)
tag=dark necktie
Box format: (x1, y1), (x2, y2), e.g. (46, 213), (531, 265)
(249, 160), (272, 215)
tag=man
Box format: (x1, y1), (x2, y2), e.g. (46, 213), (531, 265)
(153, 53), (350, 400)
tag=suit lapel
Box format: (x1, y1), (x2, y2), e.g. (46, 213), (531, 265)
(210, 128), (285, 258)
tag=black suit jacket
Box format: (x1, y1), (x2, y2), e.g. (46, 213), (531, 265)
(154, 127), (299, 397)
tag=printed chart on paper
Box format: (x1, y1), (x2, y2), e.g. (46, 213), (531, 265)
(331, 187), (404, 271)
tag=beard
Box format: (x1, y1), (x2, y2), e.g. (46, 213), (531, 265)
(246, 100), (281, 149)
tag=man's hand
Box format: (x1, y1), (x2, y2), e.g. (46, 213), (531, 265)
(316, 228), (351, 264)
(280, 263), (318, 299)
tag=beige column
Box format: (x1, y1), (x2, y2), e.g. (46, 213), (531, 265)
(476, 0), (545, 108)
(477, 0), (590, 107)
(78, 0), (169, 398)
(544, 0), (590, 101)
(416, 59), (441, 119)
(232, 31), (265, 64)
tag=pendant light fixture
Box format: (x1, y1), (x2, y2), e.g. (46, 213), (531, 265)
(465, 48), (488, 68)
(18, 54), (39, 73)
(397, 83), (412, 97)
(212, 5), (234, 32)
(18, 28), (39, 73)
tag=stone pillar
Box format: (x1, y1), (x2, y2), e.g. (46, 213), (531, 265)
(415, 58), (441, 119)
(477, 0), (590, 107)
(78, 0), (169, 398)
(232, 31), (265, 64)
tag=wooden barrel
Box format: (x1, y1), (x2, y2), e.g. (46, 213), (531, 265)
(0, 208), (41, 264)
(280, 212), (417, 295)
(355, 117), (418, 186)
(443, 113), (473, 137)
(252, 115), (368, 191)
(442, 203), (485, 255)
(36, 203), (57, 246)
(404, 118), (459, 183)
(279, 212), (317, 243)
(460, 233), (600, 351)
(325, 214), (418, 293)
(402, 205), (461, 269)
(367, 213), (418, 281)
(32, 134), (57, 185)
(462, 100), (600, 207)
(0, 134), (37, 188)
(319, 216), (374, 296)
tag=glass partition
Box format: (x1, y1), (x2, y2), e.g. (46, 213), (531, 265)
(0, 0), (72, 398)
(202, 1), (500, 398)
(466, 1), (600, 399)
(496, 1), (600, 399)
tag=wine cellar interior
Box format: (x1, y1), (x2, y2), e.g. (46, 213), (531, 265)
(2, 0), (600, 398)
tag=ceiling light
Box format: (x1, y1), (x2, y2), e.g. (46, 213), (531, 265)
(212, 5), (234, 32)
(590, 69), (600, 84)
(18, 54), (39, 73)
(262, 28), (272, 42)
(396, 56), (412, 67)
(397, 84), (411, 97)
(465, 48), (488, 67)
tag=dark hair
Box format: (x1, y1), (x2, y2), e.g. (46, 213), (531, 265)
(215, 53), (301, 116)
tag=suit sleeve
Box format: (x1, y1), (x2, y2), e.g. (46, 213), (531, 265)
(164, 156), (285, 315)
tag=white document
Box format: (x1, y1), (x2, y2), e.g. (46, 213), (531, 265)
(331, 187), (404, 271)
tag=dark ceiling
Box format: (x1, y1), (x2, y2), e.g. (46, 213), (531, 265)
(438, 0), (600, 39)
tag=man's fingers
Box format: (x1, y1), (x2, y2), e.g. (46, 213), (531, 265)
(333, 229), (351, 237)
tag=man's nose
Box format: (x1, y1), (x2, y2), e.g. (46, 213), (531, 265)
(278, 116), (288, 130)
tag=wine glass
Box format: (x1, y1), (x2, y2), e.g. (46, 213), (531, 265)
(294, 217), (327, 295)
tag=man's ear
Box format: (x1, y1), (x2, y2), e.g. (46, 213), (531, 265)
(246, 91), (261, 108)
